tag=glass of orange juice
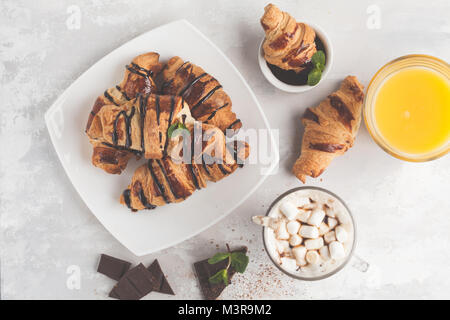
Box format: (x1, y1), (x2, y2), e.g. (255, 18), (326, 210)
(364, 54), (450, 161)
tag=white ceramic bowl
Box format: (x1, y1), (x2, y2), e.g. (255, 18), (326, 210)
(258, 22), (333, 93)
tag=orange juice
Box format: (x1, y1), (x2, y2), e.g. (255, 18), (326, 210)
(374, 67), (450, 155)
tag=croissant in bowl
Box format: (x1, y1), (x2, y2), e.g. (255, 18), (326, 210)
(261, 3), (317, 73)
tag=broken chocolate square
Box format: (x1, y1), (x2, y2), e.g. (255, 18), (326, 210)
(108, 288), (120, 300)
(97, 254), (131, 281)
(109, 263), (156, 300)
(193, 246), (247, 300)
(147, 260), (175, 295)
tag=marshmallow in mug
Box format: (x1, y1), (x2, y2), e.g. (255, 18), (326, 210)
(306, 250), (321, 265)
(308, 209), (326, 227)
(335, 226), (348, 243)
(292, 245), (307, 266)
(279, 201), (298, 220)
(299, 225), (319, 239)
(276, 222), (290, 240)
(327, 217), (338, 229)
(297, 210), (311, 223)
(319, 222), (330, 235)
(305, 237), (324, 250)
(286, 220), (301, 235)
(279, 197), (310, 220)
(319, 245), (331, 261)
(289, 234), (303, 246)
(324, 231), (336, 244)
(329, 241), (346, 259)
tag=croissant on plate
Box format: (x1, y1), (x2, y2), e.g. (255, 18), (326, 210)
(120, 121), (250, 211)
(159, 56), (242, 135)
(84, 51), (250, 211)
(86, 52), (163, 174)
(87, 94), (194, 159)
(260, 3), (317, 73)
(292, 76), (365, 183)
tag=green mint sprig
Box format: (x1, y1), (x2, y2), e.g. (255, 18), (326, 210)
(168, 122), (188, 138)
(207, 244), (249, 286)
(307, 50), (326, 86)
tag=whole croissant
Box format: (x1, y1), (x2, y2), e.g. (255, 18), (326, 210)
(160, 56), (242, 135)
(293, 76), (365, 183)
(120, 122), (250, 211)
(86, 52), (163, 174)
(261, 4), (317, 73)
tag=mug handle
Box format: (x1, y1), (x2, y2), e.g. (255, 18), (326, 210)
(351, 254), (370, 273)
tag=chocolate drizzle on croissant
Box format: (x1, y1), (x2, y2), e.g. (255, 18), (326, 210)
(293, 76), (364, 183)
(120, 129), (250, 211)
(104, 90), (120, 106)
(86, 52), (163, 174)
(85, 52), (249, 212)
(87, 94), (184, 159)
(328, 94), (355, 131)
(303, 108), (320, 124)
(260, 4), (317, 73)
(160, 57), (241, 135)
(309, 143), (346, 153)
(112, 107), (135, 148)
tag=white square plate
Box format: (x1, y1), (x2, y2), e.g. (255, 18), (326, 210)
(45, 20), (279, 256)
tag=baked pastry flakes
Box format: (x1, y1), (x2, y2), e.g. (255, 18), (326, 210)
(160, 57), (242, 134)
(261, 3), (317, 73)
(86, 52), (163, 174)
(85, 52), (249, 211)
(293, 76), (365, 182)
(87, 94), (192, 159)
(120, 122), (250, 210)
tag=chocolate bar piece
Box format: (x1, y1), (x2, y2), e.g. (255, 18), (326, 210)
(193, 246), (247, 300)
(97, 254), (131, 281)
(109, 263), (156, 300)
(147, 260), (175, 295)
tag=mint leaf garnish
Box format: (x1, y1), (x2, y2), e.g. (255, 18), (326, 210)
(168, 123), (178, 138)
(208, 269), (228, 285)
(307, 50), (326, 86)
(307, 68), (322, 86)
(208, 252), (230, 264)
(168, 122), (188, 138)
(230, 252), (249, 273)
(207, 245), (249, 286)
(316, 62), (325, 72)
(311, 50), (325, 67)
